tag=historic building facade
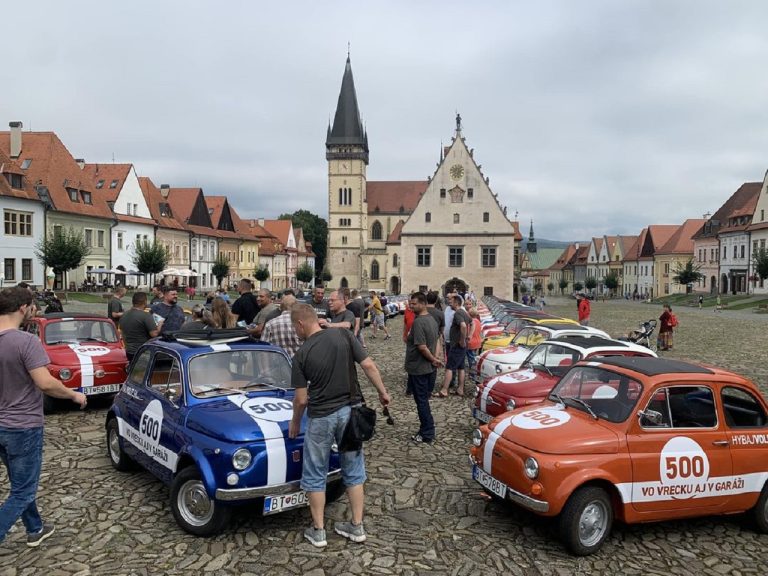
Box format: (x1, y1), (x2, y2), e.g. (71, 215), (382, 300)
(325, 57), (519, 297)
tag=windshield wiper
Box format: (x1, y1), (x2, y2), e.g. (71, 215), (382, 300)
(196, 385), (246, 397)
(80, 337), (110, 344)
(549, 392), (565, 406)
(563, 396), (598, 419)
(48, 340), (79, 345)
(532, 362), (553, 376)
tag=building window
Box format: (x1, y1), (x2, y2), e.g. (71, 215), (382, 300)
(417, 246), (431, 267)
(740, 245), (745, 259)
(81, 191), (92, 204)
(117, 232), (123, 250)
(342, 236), (348, 245)
(453, 213), (460, 224)
(483, 212), (489, 223)
(338, 187), (352, 206)
(21, 258), (32, 281)
(96, 179), (104, 189)
(664, 263), (669, 274)
(370, 260), (380, 280)
(8, 174), (23, 189)
(4, 210), (33, 236)
(68, 188), (79, 202)
(484, 286), (494, 296)
(393, 254), (398, 267)
(440, 188), (446, 198)
(210, 243), (216, 259)
(109, 179), (119, 189)
(467, 188), (473, 199)
(84, 229), (93, 247)
(191, 240), (197, 260)
(733, 245), (737, 258)
(481, 246), (497, 268)
(371, 221), (383, 240)
(175, 245), (181, 258)
(4, 258), (15, 281)
(97, 230), (105, 248)
(449, 246), (464, 267)
(53, 225), (63, 239)
(339, 218), (352, 227)
(425, 212), (431, 223)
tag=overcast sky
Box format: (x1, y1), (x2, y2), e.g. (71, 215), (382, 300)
(4, 1), (768, 241)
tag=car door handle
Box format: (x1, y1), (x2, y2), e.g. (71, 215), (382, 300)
(712, 440), (729, 446)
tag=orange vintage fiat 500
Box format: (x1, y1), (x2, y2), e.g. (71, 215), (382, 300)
(470, 356), (768, 555)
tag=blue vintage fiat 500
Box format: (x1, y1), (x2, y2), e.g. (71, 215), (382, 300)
(105, 331), (342, 535)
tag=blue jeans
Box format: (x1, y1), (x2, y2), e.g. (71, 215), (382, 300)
(301, 406), (366, 492)
(0, 426), (44, 540)
(409, 373), (435, 441)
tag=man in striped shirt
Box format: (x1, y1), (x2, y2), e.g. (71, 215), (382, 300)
(262, 295), (301, 357)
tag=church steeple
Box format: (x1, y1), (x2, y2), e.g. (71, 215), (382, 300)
(326, 55), (369, 164)
(527, 219), (537, 253)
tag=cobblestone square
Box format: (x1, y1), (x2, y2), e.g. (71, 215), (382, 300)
(1, 299), (767, 575)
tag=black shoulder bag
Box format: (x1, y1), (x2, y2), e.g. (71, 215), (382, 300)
(338, 331), (377, 452)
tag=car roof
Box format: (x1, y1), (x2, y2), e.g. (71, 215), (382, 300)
(536, 323), (590, 332)
(148, 338), (286, 357)
(41, 312), (109, 320)
(547, 335), (630, 350)
(590, 356), (714, 376)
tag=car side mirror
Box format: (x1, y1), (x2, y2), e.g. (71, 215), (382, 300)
(165, 386), (180, 405)
(638, 409), (663, 426)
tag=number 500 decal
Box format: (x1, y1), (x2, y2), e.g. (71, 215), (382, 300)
(665, 455), (705, 479)
(141, 413), (160, 442)
(659, 436), (710, 487)
(511, 407), (571, 429)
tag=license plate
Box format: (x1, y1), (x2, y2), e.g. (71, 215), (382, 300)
(473, 408), (492, 424)
(473, 465), (507, 498)
(83, 384), (121, 395)
(263, 489), (308, 515)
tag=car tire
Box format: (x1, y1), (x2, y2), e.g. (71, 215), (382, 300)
(170, 466), (231, 536)
(106, 418), (135, 472)
(753, 484), (768, 533)
(558, 486), (613, 556)
(326, 479), (346, 504)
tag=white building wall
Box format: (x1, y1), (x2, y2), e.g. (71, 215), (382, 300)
(112, 222), (155, 272)
(0, 197), (46, 287)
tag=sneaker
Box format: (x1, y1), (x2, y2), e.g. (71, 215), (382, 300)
(334, 521), (367, 543)
(27, 524), (55, 548)
(304, 525), (327, 548)
(411, 433), (434, 444)
(384, 335), (390, 340)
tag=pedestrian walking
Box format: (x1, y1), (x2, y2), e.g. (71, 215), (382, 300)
(658, 304), (675, 351)
(119, 292), (162, 361)
(698, 295), (704, 309)
(436, 294), (470, 398)
(367, 291), (390, 340)
(107, 287), (127, 325)
(466, 308), (482, 372)
(288, 304), (390, 548)
(405, 292), (442, 444)
(151, 287), (185, 333)
(262, 295), (302, 357)
(0, 287), (87, 549)
(347, 289), (366, 348)
(577, 293), (591, 326)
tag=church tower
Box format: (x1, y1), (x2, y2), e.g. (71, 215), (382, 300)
(326, 55), (369, 289)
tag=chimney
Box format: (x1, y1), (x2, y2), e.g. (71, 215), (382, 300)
(9, 121), (22, 158)
(258, 218), (265, 226)
(160, 184), (170, 198)
(703, 212), (712, 220)
(75, 158), (85, 169)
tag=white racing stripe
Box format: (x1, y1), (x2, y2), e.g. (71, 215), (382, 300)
(116, 415), (179, 472)
(483, 415), (515, 475)
(229, 396), (288, 485)
(615, 471), (768, 503)
(480, 378), (498, 413)
(70, 345), (94, 388)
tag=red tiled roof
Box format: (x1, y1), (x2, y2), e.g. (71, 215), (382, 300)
(0, 149), (37, 201)
(694, 182), (761, 238)
(0, 131), (113, 219)
(639, 225), (678, 259)
(138, 177), (185, 231)
(657, 219), (708, 255)
(386, 219), (405, 244)
(604, 235), (619, 260)
(115, 213), (155, 225)
(366, 181), (428, 214)
(82, 163), (131, 202)
(575, 245), (590, 264)
(262, 219), (293, 246)
(550, 244), (577, 271)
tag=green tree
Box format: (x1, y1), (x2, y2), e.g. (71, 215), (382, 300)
(35, 227), (90, 291)
(254, 264), (270, 283)
(754, 248), (768, 280)
(547, 281), (555, 294)
(212, 254), (230, 287)
(296, 262), (314, 285)
(585, 276), (597, 293)
(672, 258), (704, 293)
(534, 281), (543, 294)
(278, 210), (328, 277)
(574, 281), (584, 292)
(604, 272), (620, 295)
(519, 284), (528, 294)
(131, 240), (169, 286)
(558, 278), (569, 294)
(321, 267), (333, 282)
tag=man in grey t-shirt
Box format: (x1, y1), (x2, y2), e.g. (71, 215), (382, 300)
(119, 292), (161, 361)
(0, 287), (87, 548)
(319, 290), (354, 330)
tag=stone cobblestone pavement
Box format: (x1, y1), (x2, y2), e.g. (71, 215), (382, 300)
(1, 298), (767, 575)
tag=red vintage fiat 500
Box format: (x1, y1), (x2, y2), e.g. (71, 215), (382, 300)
(25, 312), (128, 411)
(470, 356), (768, 555)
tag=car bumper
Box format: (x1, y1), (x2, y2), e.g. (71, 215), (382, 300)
(469, 457), (549, 513)
(215, 468), (342, 501)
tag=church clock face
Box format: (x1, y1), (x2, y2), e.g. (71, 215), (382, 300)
(449, 164), (465, 181)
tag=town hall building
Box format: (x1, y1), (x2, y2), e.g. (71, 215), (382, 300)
(325, 56), (520, 297)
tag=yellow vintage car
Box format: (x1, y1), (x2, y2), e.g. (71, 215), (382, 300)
(481, 317), (580, 352)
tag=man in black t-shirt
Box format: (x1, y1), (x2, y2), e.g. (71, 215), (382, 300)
(320, 290), (354, 330)
(309, 286), (330, 321)
(437, 294), (470, 398)
(346, 289), (366, 347)
(119, 292), (162, 361)
(288, 304), (390, 548)
(231, 279), (259, 325)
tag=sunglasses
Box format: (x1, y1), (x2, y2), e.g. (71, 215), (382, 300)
(382, 406), (394, 426)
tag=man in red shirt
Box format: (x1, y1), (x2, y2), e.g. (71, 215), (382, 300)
(577, 294), (591, 326)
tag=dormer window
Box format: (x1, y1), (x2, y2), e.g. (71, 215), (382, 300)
(67, 187), (79, 202)
(159, 203), (172, 217)
(96, 179), (104, 189)
(7, 174), (23, 189)
(81, 191), (92, 204)
(109, 179), (119, 189)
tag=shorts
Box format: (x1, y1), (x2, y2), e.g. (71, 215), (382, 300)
(446, 346), (466, 370)
(374, 313), (385, 328)
(301, 405), (367, 492)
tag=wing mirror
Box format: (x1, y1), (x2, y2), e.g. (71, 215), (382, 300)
(638, 409), (663, 426)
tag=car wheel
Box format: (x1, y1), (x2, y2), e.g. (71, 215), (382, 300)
(170, 466), (231, 536)
(106, 418), (135, 472)
(753, 484), (768, 533)
(558, 486), (613, 556)
(326, 479), (346, 504)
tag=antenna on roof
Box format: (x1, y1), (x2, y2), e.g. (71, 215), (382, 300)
(347, 42), (350, 58)
(112, 153), (115, 163)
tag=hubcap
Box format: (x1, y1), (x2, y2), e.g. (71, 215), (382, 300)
(108, 427), (121, 464)
(578, 500), (608, 547)
(178, 480), (214, 527)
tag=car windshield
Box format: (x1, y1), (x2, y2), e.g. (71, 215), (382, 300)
(512, 327), (548, 347)
(522, 343), (580, 377)
(550, 366), (642, 422)
(188, 349), (292, 398)
(44, 320), (118, 344)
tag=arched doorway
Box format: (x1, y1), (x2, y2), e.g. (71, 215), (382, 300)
(444, 277), (468, 296)
(340, 277), (348, 289)
(721, 273), (728, 294)
(390, 276), (400, 294)
(710, 275), (717, 295)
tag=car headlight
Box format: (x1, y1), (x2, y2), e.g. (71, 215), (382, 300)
(232, 448), (252, 471)
(59, 368), (72, 381)
(472, 428), (484, 447)
(495, 365), (502, 374)
(506, 398), (516, 411)
(524, 457), (539, 479)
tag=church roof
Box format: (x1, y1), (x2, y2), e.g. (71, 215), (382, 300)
(386, 219), (405, 244)
(367, 181), (428, 215)
(326, 56), (368, 151)
(523, 248), (563, 271)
